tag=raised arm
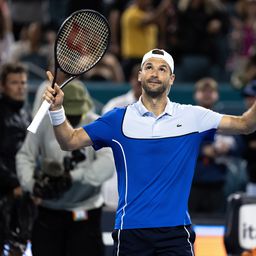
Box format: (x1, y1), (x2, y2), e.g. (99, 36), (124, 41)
(43, 71), (93, 151)
(218, 101), (256, 135)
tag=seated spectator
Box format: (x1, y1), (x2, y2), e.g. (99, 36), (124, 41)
(175, 0), (230, 81)
(84, 52), (125, 83)
(231, 51), (256, 89)
(8, 0), (50, 40)
(189, 77), (243, 215)
(228, 0), (256, 75)
(9, 22), (51, 79)
(101, 64), (141, 114)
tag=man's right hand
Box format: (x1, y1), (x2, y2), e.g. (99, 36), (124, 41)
(43, 71), (64, 111)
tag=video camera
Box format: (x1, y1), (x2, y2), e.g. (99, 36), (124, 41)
(33, 149), (86, 200)
(63, 149), (86, 172)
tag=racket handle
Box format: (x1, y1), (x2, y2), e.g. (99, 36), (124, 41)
(27, 100), (51, 134)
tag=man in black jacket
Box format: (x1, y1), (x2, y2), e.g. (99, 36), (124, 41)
(0, 62), (31, 255)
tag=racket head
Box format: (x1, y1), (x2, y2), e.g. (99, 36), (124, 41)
(54, 9), (111, 77)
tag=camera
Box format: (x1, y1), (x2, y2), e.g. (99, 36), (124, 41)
(63, 149), (86, 172)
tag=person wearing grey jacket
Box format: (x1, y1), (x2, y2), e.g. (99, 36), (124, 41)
(16, 81), (115, 256)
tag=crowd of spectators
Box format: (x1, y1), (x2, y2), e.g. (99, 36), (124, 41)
(0, 0), (256, 255)
(0, 0), (255, 84)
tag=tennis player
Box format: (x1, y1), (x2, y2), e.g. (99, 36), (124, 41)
(43, 49), (256, 256)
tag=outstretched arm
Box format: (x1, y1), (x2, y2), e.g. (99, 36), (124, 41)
(43, 71), (93, 151)
(218, 101), (256, 135)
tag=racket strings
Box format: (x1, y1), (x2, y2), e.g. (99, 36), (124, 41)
(57, 11), (109, 75)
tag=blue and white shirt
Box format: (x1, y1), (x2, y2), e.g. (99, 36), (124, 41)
(83, 99), (223, 230)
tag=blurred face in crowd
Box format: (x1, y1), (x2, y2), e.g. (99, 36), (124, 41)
(194, 86), (219, 109)
(27, 22), (42, 44)
(1, 72), (28, 101)
(138, 58), (175, 98)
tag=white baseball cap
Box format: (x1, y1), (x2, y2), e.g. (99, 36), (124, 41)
(141, 49), (174, 73)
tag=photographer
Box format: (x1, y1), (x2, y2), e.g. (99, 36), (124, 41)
(16, 81), (115, 256)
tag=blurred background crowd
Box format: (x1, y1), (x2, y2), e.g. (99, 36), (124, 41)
(0, 0), (255, 85)
(0, 0), (256, 255)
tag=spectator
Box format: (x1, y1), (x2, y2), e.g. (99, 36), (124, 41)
(175, 0), (230, 81)
(0, 0), (14, 65)
(84, 52), (125, 83)
(0, 62), (31, 255)
(9, 22), (51, 79)
(189, 77), (242, 214)
(102, 64), (142, 114)
(31, 70), (86, 118)
(241, 80), (256, 195)
(228, 0), (256, 85)
(120, 0), (172, 80)
(7, 0), (49, 40)
(16, 82), (115, 256)
(108, 0), (163, 58)
(108, 0), (132, 57)
(231, 50), (256, 89)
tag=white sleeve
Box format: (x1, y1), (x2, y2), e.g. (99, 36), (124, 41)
(70, 147), (115, 186)
(16, 133), (39, 192)
(192, 105), (223, 132)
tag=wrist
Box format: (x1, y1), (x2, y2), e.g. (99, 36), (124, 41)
(50, 104), (62, 111)
(48, 106), (66, 126)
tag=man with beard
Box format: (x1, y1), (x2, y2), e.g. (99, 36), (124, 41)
(0, 62), (31, 255)
(41, 48), (256, 255)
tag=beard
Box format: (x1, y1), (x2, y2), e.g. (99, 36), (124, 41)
(141, 79), (168, 98)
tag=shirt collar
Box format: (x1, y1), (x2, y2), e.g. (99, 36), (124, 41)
(135, 97), (173, 117)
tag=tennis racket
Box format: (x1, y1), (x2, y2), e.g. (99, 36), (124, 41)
(27, 9), (110, 133)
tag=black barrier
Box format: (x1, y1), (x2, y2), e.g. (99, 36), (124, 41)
(224, 192), (256, 255)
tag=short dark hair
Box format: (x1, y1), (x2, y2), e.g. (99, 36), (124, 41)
(0, 62), (27, 85)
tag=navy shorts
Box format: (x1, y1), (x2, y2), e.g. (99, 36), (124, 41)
(112, 225), (196, 256)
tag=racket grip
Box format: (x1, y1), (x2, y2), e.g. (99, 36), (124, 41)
(27, 100), (51, 134)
